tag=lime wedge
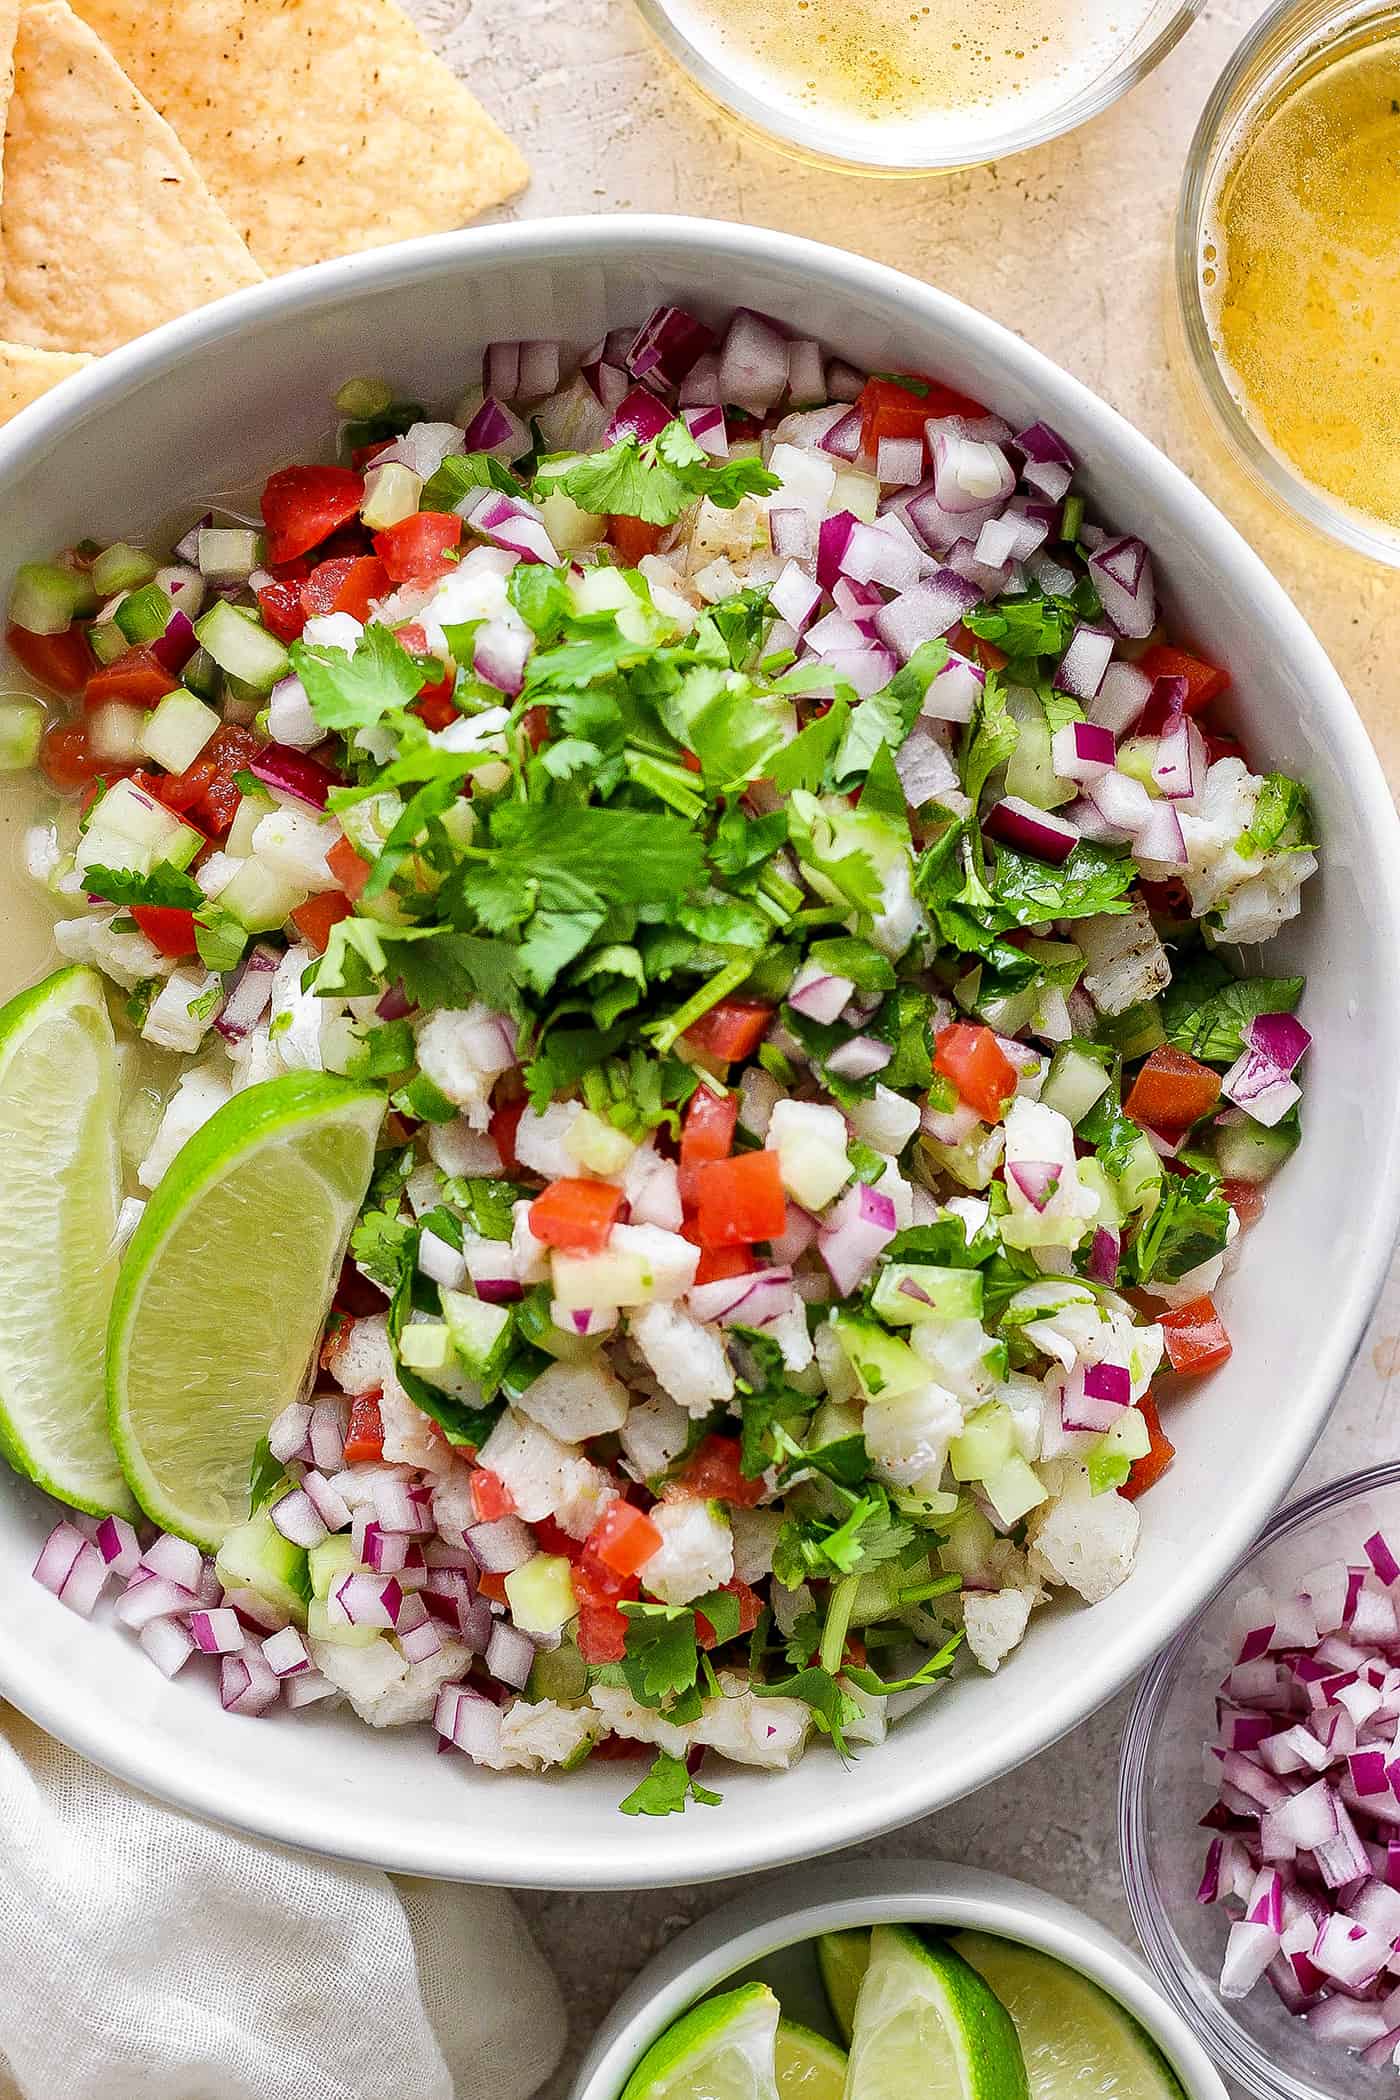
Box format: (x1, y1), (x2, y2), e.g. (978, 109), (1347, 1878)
(0, 965), (132, 1517)
(776, 2020), (847, 2100)
(622, 1983), (780, 2100)
(952, 1933), (1186, 2100)
(817, 1931), (870, 2046)
(108, 1073), (383, 1547)
(844, 1925), (1028, 2100)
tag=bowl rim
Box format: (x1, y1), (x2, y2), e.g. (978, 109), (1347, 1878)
(1, 213), (1398, 1887)
(1119, 1462), (1400, 2100)
(567, 1860), (1230, 2100)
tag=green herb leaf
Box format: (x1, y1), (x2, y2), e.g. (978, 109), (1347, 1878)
(1162, 956), (1305, 1064)
(83, 862), (203, 910)
(292, 622), (426, 732)
(618, 1751), (722, 1817)
(1239, 773), (1313, 857)
(557, 422), (778, 528)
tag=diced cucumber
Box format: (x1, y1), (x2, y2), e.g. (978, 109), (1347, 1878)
(1097, 1000), (1165, 1060)
(949, 1402), (1016, 1484)
(215, 1509), (311, 1623)
(217, 856), (308, 934)
(919, 1129), (1001, 1192)
(1116, 736), (1161, 795)
(534, 463), (605, 552)
(225, 789), (275, 858)
(529, 1638), (588, 1703)
(139, 690), (221, 772)
(1214, 1115), (1298, 1186)
(180, 644), (221, 702)
(1007, 707), (1075, 810)
(90, 542), (159, 597)
(563, 1108), (634, 1177)
(195, 599), (289, 692)
(569, 565), (662, 646)
(359, 462), (422, 530)
(197, 527), (262, 583)
(399, 1321), (453, 1373)
(1115, 1129), (1164, 1215)
(1041, 1043), (1113, 1126)
(87, 617), (129, 666)
(75, 775), (203, 879)
(1075, 1155), (1123, 1230)
(871, 1263), (984, 1326)
(981, 1454), (1048, 1525)
(504, 1553), (577, 1636)
(307, 1596), (381, 1648)
(309, 1533), (359, 1599)
(114, 583), (173, 646)
(441, 1288), (514, 1385)
(848, 1559), (918, 1628)
(87, 703), (149, 766)
(831, 468), (880, 522)
(1086, 1406), (1153, 1495)
(0, 694), (43, 769)
(831, 1314), (928, 1402)
(10, 561), (97, 635)
(337, 790), (403, 859)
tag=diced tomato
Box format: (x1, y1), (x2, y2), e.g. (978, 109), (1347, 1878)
(1160, 1295), (1233, 1376)
(84, 646), (181, 711)
(934, 1022), (1018, 1123)
(411, 672), (458, 730)
(490, 1096), (525, 1174)
(342, 1391), (385, 1465)
(130, 905), (199, 959)
(693, 1245), (756, 1286)
(696, 1576), (762, 1649)
(470, 1468), (516, 1522)
(1137, 642), (1230, 713)
(608, 514), (667, 565)
(477, 1570), (510, 1606)
(301, 553), (390, 623)
(532, 1514), (583, 1562)
(949, 621), (1008, 674)
(670, 1433), (765, 1508)
(1121, 1391), (1176, 1502)
(160, 723), (261, 838)
(290, 890), (353, 954)
(350, 437), (395, 472)
(261, 464), (366, 566)
(8, 621), (93, 696)
(680, 748), (702, 774)
(373, 512), (462, 585)
(679, 1084), (738, 1203)
(857, 373), (987, 453)
(586, 1500), (662, 1581)
(1125, 1046), (1222, 1138)
(575, 1597), (629, 1665)
(694, 1149), (786, 1249)
(1223, 1177), (1266, 1228)
(326, 834), (371, 901)
(38, 722), (106, 792)
(529, 1177), (624, 1254)
(588, 1730), (651, 1759)
(255, 576), (309, 643)
(1205, 731), (1248, 768)
(683, 999), (774, 1064)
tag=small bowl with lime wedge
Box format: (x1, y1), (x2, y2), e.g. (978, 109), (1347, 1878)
(571, 1861), (1226, 2100)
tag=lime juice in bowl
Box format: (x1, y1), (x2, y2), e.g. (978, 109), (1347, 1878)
(571, 1865), (1226, 2100)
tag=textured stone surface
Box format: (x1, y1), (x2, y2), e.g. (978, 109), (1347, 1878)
(397, 0), (1400, 2081)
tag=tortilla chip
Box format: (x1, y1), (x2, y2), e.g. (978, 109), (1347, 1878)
(0, 0), (262, 355)
(0, 1), (18, 241)
(0, 337), (90, 420)
(65, 0), (529, 275)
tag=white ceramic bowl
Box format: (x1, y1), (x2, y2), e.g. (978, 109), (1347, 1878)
(0, 216), (1396, 1890)
(570, 1861), (1229, 2100)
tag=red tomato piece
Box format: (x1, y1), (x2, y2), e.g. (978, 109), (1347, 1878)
(490, 1096), (525, 1174)
(162, 722), (261, 838)
(1137, 642), (1230, 713)
(693, 1245), (757, 1287)
(1124, 1046), (1222, 1138)
(696, 1576), (762, 1649)
(608, 515), (667, 564)
(933, 1022), (1018, 1123)
(532, 1515), (583, 1562)
(373, 512), (462, 585)
(411, 674), (458, 730)
(8, 621), (93, 697)
(1222, 1178), (1266, 1228)
(470, 1468), (517, 1522)
(477, 1570), (510, 1606)
(670, 1433), (765, 1508)
(529, 1178), (624, 1254)
(326, 834), (371, 901)
(858, 374), (987, 453)
(290, 891), (353, 954)
(130, 905), (199, 959)
(694, 1149), (786, 1249)
(1121, 1391), (1176, 1501)
(38, 722), (103, 792)
(587, 1501), (662, 1581)
(256, 575), (310, 644)
(679, 1084), (738, 1203)
(342, 1391), (385, 1465)
(1160, 1295), (1232, 1376)
(261, 464), (365, 566)
(575, 1597), (629, 1665)
(301, 553), (390, 623)
(84, 646), (181, 711)
(1205, 731), (1248, 768)
(683, 999), (774, 1064)
(948, 621), (1009, 674)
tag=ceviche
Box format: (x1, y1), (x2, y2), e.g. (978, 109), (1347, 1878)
(7, 304), (1318, 1813)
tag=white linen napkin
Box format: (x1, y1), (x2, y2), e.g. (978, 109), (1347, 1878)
(0, 1706), (566, 2100)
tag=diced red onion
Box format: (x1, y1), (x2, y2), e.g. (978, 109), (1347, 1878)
(931, 434), (1015, 514)
(1089, 535), (1156, 639)
(1088, 768), (1154, 838)
(984, 797), (1080, 866)
(825, 1034), (893, 1080)
(805, 647), (897, 700)
(1014, 422), (1075, 502)
(188, 1607), (244, 1656)
(248, 744), (338, 811)
(1061, 1360), (1131, 1432)
(1051, 720), (1115, 783)
(1087, 1226), (1120, 1285)
(302, 1468), (351, 1534)
(873, 572), (981, 662)
(840, 517), (925, 591)
(466, 491), (560, 568)
(1134, 799), (1187, 868)
(434, 1682), (503, 1761)
(261, 1625), (311, 1678)
(826, 358), (866, 403)
(270, 1487), (327, 1551)
(95, 1514), (141, 1578)
(770, 561), (823, 633)
(819, 409), (863, 462)
(676, 350), (721, 408)
(787, 961), (855, 1024)
(466, 1516), (535, 1573)
(817, 1181), (897, 1297)
(140, 1617), (195, 1679)
(33, 1524), (110, 1617)
(267, 1400), (313, 1465)
(141, 1532), (204, 1594)
(486, 1621), (537, 1691)
(213, 942), (279, 1044)
(718, 308), (790, 416)
(604, 386), (674, 447)
(1056, 623), (1116, 700)
(112, 1575), (189, 1631)
(1367, 1534), (1400, 1588)
(462, 397), (529, 461)
(689, 1266), (795, 1329)
(474, 618), (531, 696)
(1009, 1160), (1062, 1213)
(768, 508), (814, 563)
(1152, 714), (1207, 801)
(627, 306), (715, 386)
(683, 404), (728, 458)
(309, 1399), (346, 1474)
(922, 651), (984, 725)
(1223, 1014), (1311, 1128)
(877, 436), (925, 486)
(220, 1650), (280, 1717)
(284, 1670), (337, 1710)
(334, 1572), (403, 1629)
(895, 725), (959, 810)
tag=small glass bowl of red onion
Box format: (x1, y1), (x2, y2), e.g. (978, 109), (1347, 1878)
(1120, 1464), (1400, 2100)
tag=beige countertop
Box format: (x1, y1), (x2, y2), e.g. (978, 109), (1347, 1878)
(399, 0), (1400, 2079)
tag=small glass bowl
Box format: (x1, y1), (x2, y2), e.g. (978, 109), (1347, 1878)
(1119, 1464), (1400, 2100)
(1175, 0), (1400, 565)
(633, 0), (1204, 175)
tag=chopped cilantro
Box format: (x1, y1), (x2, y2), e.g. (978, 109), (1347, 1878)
(557, 420), (779, 527)
(83, 862), (203, 910)
(1162, 955), (1305, 1065)
(1239, 773), (1313, 857)
(291, 622), (426, 732)
(618, 1751), (722, 1817)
